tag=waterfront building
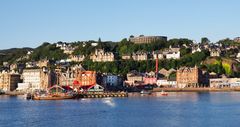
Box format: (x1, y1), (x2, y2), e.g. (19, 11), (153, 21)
(102, 74), (123, 87)
(129, 35), (167, 44)
(124, 70), (144, 86)
(156, 79), (177, 88)
(90, 49), (114, 62)
(87, 84), (104, 92)
(0, 72), (21, 91)
(176, 66), (206, 88)
(144, 77), (157, 85)
(17, 83), (31, 91)
(143, 71), (157, 85)
(210, 77), (240, 88)
(58, 69), (76, 87)
(22, 69), (51, 90)
(73, 70), (96, 90)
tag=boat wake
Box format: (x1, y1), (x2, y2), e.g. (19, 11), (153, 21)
(102, 98), (116, 107)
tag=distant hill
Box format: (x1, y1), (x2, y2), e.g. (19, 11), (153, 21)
(0, 47), (33, 64)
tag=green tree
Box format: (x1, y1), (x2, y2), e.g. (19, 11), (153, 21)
(201, 37), (210, 44)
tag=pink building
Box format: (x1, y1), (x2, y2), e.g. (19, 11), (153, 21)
(144, 77), (157, 85)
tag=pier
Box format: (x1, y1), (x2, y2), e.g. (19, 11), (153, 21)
(75, 92), (128, 99)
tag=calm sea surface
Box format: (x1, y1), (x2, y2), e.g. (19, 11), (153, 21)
(1, 92), (240, 127)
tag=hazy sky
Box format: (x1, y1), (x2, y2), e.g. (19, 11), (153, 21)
(0, 0), (240, 49)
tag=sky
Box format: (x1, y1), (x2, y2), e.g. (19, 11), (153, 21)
(0, 0), (240, 49)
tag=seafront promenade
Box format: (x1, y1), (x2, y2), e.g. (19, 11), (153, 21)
(2, 87), (240, 97)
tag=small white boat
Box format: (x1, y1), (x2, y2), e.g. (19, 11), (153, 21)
(140, 90), (151, 95)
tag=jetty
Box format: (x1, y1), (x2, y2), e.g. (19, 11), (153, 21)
(75, 92), (128, 99)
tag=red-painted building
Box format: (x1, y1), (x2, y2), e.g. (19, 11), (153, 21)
(73, 70), (96, 90)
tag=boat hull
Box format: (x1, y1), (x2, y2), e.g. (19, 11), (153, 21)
(33, 95), (74, 100)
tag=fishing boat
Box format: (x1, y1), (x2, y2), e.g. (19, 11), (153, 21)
(160, 90), (168, 96)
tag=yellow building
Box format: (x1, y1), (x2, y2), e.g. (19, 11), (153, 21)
(0, 73), (21, 91)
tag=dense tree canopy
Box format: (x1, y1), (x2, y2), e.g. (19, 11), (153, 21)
(30, 42), (68, 61)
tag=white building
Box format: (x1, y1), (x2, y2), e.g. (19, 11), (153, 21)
(70, 55), (85, 62)
(56, 42), (75, 55)
(157, 79), (177, 88)
(132, 51), (148, 61)
(163, 47), (181, 59)
(122, 54), (131, 60)
(152, 51), (164, 60)
(22, 69), (51, 90)
(210, 78), (240, 88)
(236, 52), (240, 58)
(166, 51), (180, 59)
(17, 83), (31, 91)
(192, 47), (202, 54)
(90, 49), (114, 62)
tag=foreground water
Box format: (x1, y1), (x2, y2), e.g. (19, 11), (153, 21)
(1, 92), (240, 127)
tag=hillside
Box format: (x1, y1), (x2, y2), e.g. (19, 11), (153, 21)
(203, 57), (240, 76)
(0, 47), (33, 65)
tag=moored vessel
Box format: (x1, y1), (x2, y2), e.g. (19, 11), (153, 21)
(33, 85), (75, 100)
(160, 90), (168, 96)
(140, 90), (152, 95)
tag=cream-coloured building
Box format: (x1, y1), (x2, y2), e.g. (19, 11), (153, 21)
(163, 47), (181, 59)
(22, 69), (51, 90)
(70, 55), (85, 62)
(0, 72), (21, 91)
(210, 49), (221, 57)
(152, 51), (164, 60)
(37, 59), (49, 68)
(121, 54), (131, 60)
(132, 51), (148, 61)
(129, 35), (167, 44)
(124, 71), (144, 86)
(210, 78), (240, 88)
(56, 42), (75, 55)
(90, 49), (114, 62)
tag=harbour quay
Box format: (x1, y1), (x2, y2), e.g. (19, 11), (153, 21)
(74, 92), (128, 99)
